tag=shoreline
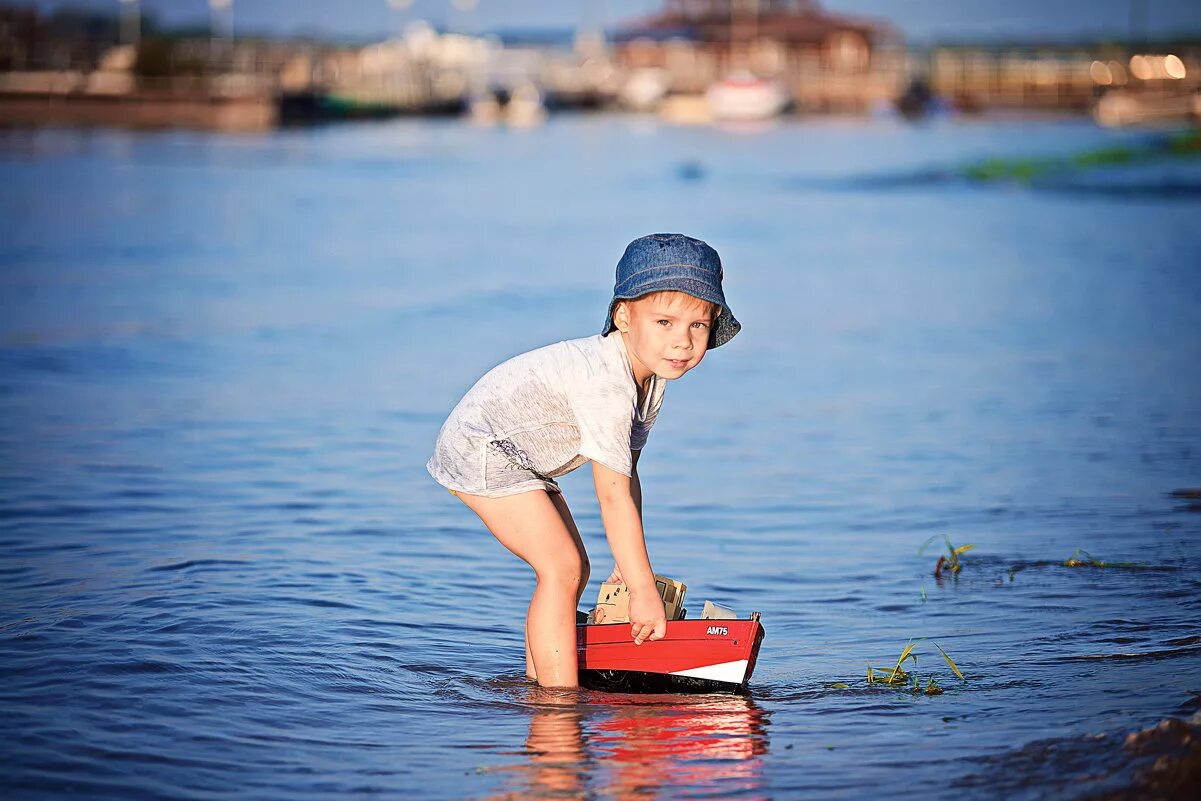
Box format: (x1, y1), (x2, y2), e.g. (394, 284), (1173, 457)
(0, 95), (1107, 134)
(0, 89), (278, 133)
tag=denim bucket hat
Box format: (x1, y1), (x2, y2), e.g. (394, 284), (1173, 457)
(601, 233), (741, 349)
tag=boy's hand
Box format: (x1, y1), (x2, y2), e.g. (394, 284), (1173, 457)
(629, 587), (667, 645)
(606, 564), (623, 584)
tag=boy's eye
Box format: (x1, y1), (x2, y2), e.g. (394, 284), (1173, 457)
(692, 321), (710, 330)
(657, 319), (671, 326)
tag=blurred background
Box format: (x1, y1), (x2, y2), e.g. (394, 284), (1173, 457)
(2, 2), (1200, 800)
(3, 0), (1201, 127)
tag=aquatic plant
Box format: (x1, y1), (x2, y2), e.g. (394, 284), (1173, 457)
(865, 640), (965, 694)
(1063, 549), (1141, 569)
(960, 130), (1201, 184)
(867, 640), (918, 687)
(1065, 548), (1105, 568)
(919, 534), (976, 577)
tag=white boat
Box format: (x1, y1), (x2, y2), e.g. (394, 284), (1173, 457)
(706, 72), (790, 121)
(619, 68), (671, 112)
(467, 91), (501, 125)
(505, 83), (547, 128)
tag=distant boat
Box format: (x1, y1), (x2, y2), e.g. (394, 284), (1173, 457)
(505, 83), (547, 128)
(706, 72), (789, 121)
(619, 67), (671, 112)
(467, 90), (501, 125)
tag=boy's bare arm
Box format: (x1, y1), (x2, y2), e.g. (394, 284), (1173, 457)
(631, 449), (643, 517)
(592, 457), (666, 644)
(606, 450), (642, 584)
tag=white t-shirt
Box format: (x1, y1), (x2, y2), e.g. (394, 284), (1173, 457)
(427, 332), (665, 497)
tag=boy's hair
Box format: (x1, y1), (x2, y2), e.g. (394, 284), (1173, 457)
(620, 291), (718, 321)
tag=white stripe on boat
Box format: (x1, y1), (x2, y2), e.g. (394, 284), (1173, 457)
(669, 659), (748, 684)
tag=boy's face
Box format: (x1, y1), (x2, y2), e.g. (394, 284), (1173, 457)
(615, 292), (715, 383)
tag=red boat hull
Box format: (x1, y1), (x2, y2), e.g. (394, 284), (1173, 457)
(576, 618), (765, 694)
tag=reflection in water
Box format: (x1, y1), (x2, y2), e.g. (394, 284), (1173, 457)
(490, 691), (769, 800)
(594, 694), (769, 800)
(520, 703), (587, 800)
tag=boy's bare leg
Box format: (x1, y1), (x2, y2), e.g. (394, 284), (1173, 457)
(523, 494), (588, 679)
(457, 489), (589, 688)
(542, 493), (590, 680)
(548, 491), (589, 604)
(525, 629), (535, 681)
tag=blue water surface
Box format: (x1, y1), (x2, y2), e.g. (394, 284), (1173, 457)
(1, 115), (1200, 800)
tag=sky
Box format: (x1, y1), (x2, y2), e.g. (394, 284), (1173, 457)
(29, 0), (1201, 43)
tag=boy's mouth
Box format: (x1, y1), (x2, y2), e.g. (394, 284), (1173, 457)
(665, 358), (689, 369)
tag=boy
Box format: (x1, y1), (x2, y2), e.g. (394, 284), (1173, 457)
(427, 233), (739, 687)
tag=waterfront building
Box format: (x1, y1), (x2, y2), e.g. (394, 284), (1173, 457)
(926, 42), (1200, 115)
(612, 0), (906, 112)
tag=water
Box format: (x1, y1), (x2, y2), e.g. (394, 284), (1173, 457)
(1, 116), (1199, 800)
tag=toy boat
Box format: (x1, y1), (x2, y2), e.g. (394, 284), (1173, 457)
(576, 611), (765, 694)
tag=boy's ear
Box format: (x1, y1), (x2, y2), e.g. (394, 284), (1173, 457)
(614, 301), (630, 333)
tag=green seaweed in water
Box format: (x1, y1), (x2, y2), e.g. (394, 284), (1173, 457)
(960, 130), (1201, 184)
(865, 640), (967, 693)
(919, 534), (976, 577)
(1063, 548), (1141, 569)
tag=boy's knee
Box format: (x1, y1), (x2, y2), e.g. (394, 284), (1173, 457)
(538, 551), (587, 590)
